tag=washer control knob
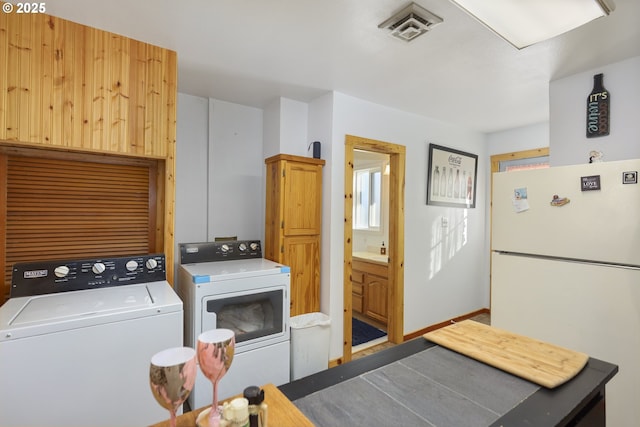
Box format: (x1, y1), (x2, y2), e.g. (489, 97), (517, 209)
(126, 260), (139, 272)
(221, 244), (230, 253)
(145, 258), (158, 270)
(54, 265), (70, 278)
(250, 242), (259, 251)
(92, 262), (106, 275)
(238, 243), (247, 252)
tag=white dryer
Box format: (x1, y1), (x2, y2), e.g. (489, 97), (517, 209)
(178, 240), (291, 410)
(0, 254), (183, 427)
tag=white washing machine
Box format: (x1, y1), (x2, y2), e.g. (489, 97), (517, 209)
(178, 240), (291, 410)
(0, 254), (183, 427)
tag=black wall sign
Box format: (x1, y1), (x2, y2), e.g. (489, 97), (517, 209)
(586, 73), (610, 138)
(581, 175), (601, 191)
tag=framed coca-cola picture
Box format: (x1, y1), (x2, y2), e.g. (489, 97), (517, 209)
(426, 143), (478, 208)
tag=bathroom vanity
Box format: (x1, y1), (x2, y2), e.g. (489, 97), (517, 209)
(352, 252), (389, 325)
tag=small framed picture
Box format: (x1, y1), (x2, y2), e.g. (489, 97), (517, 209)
(623, 171), (637, 184)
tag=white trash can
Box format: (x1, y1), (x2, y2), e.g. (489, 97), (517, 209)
(290, 312), (331, 380)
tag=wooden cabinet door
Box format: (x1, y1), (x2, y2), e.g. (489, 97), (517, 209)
(351, 269), (365, 314)
(365, 275), (388, 325)
(283, 162), (322, 236)
(283, 235), (320, 316)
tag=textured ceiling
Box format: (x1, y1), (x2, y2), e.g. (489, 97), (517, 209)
(36, 0), (640, 133)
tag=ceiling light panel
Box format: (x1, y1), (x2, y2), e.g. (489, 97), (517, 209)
(450, 0), (615, 49)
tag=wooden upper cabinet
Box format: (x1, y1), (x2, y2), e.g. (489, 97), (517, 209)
(0, 7), (177, 157)
(283, 160), (323, 236)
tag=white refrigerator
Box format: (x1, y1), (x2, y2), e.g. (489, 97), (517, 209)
(491, 158), (640, 427)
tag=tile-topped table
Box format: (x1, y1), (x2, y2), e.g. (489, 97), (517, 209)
(280, 337), (617, 427)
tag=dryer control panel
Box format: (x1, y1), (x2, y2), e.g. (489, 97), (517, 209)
(10, 254), (166, 297)
(180, 240), (262, 264)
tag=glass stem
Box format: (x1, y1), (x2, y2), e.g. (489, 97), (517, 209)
(210, 380), (221, 426)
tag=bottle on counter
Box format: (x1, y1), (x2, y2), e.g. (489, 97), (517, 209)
(243, 386), (268, 427)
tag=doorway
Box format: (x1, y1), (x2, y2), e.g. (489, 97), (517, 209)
(343, 135), (406, 363)
(352, 149), (389, 353)
(490, 148), (549, 174)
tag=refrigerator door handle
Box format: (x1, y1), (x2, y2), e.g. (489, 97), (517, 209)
(494, 251), (640, 271)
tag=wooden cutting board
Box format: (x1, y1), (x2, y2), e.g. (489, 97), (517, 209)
(423, 320), (588, 389)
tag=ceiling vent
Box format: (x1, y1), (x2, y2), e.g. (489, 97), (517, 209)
(379, 2), (443, 42)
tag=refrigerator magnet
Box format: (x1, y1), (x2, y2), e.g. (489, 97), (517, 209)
(512, 188), (529, 213)
(623, 171), (637, 184)
(550, 195), (570, 206)
(581, 175), (601, 191)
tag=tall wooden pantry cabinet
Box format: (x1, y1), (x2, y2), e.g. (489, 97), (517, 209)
(264, 154), (325, 316)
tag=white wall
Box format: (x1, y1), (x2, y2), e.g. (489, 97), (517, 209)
(263, 97), (312, 158)
(208, 99), (264, 241)
(550, 55), (640, 166)
(486, 56), (640, 167)
(487, 122), (549, 156)
(175, 95), (265, 266)
(317, 92), (489, 360)
(175, 93), (209, 283)
(263, 98), (281, 160)
(280, 98), (310, 157)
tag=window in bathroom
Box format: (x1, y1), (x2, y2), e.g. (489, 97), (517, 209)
(353, 167), (381, 230)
